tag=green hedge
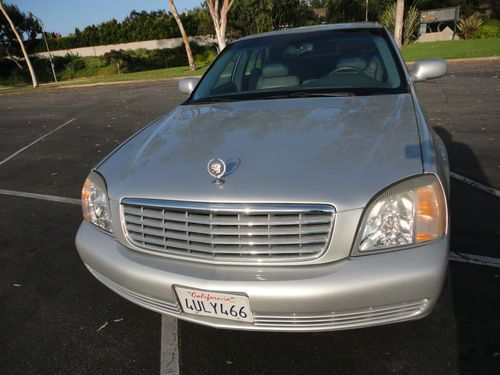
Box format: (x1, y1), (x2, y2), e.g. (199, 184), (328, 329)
(473, 18), (500, 39)
(0, 44), (216, 85)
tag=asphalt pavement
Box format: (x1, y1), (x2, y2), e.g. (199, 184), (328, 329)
(0, 60), (499, 375)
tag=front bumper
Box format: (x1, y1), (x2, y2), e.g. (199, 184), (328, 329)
(76, 221), (449, 332)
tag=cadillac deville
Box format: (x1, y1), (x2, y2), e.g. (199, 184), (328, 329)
(76, 23), (450, 332)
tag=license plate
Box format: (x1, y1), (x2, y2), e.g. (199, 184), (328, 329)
(175, 286), (253, 323)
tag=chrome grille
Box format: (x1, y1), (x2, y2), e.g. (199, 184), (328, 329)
(121, 199), (335, 262)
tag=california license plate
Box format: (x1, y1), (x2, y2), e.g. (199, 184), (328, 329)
(175, 286), (253, 323)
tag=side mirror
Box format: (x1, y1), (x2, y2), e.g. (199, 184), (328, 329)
(411, 58), (447, 82)
(178, 77), (199, 95)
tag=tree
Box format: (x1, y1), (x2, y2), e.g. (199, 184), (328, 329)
(272, 0), (316, 29)
(394, 0), (404, 47)
(379, 3), (420, 45)
(206, 0), (235, 52)
(228, 0), (317, 38)
(229, 0), (272, 37)
(0, 1), (39, 87)
(366, 0), (393, 21)
(33, 9), (214, 53)
(103, 49), (126, 74)
(168, 0), (196, 70)
(325, 0), (364, 23)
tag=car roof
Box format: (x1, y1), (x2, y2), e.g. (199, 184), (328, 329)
(235, 22), (385, 43)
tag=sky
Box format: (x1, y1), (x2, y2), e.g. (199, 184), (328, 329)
(8, 0), (203, 36)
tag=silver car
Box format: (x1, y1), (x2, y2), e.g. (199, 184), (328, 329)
(76, 23), (450, 332)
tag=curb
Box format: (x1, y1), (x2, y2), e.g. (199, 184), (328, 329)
(53, 75), (203, 90)
(442, 56), (500, 64)
(406, 56), (500, 67)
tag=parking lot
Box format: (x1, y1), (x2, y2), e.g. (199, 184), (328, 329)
(0, 60), (499, 375)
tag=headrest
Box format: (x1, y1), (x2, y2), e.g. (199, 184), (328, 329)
(336, 56), (368, 71)
(262, 64), (289, 78)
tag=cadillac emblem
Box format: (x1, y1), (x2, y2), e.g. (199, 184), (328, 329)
(207, 158), (226, 184)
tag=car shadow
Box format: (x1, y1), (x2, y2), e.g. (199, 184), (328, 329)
(433, 126), (491, 187)
(434, 127), (500, 375)
(447, 178), (500, 375)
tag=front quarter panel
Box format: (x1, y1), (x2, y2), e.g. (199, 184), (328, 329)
(384, 24), (449, 194)
(411, 90), (450, 195)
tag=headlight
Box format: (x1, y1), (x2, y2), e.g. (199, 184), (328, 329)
(352, 174), (446, 255)
(81, 172), (113, 233)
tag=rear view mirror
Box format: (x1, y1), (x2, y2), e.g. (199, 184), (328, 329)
(411, 58), (447, 82)
(178, 77), (199, 95)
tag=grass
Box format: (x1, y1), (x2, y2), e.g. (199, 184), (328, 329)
(402, 38), (500, 61)
(58, 65), (208, 85)
(0, 64), (208, 95)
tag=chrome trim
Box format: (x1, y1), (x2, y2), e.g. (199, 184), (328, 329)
(119, 198), (335, 264)
(253, 299), (429, 328)
(207, 158), (227, 184)
(85, 268), (429, 330)
(87, 265), (180, 315)
(121, 198), (335, 214)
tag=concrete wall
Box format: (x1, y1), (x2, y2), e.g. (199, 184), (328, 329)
(35, 36), (215, 58)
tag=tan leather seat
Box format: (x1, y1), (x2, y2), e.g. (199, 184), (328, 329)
(256, 64), (299, 90)
(365, 56), (384, 81)
(336, 54), (383, 81)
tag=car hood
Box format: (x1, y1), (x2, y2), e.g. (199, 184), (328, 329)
(99, 94), (422, 212)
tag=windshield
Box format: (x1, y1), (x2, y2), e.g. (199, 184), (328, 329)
(189, 28), (408, 104)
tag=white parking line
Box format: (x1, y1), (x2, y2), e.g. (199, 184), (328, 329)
(0, 189), (80, 205)
(0, 118), (76, 166)
(450, 172), (500, 198)
(0, 187), (498, 373)
(449, 251), (500, 269)
(161, 316), (179, 375)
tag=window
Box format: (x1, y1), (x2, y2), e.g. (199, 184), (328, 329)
(214, 52), (240, 89)
(190, 28), (408, 104)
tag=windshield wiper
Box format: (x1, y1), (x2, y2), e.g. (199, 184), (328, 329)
(189, 97), (235, 105)
(190, 91), (357, 104)
(261, 91), (357, 100)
